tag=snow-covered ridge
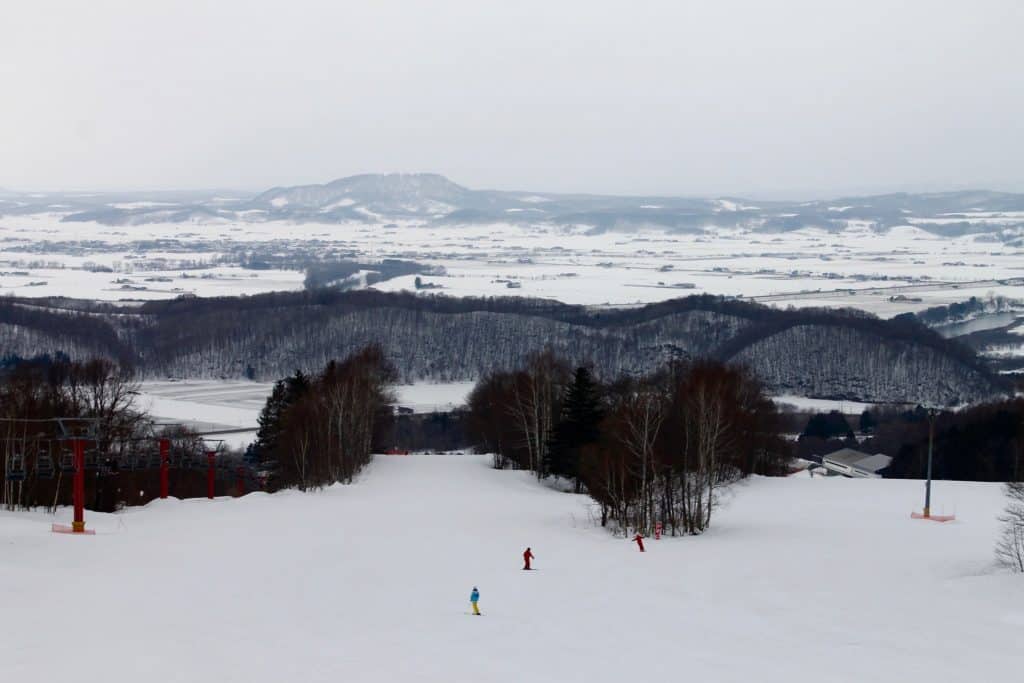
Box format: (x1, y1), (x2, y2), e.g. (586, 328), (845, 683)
(2, 176), (1022, 239)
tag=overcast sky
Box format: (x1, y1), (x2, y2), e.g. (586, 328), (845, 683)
(2, 1), (1021, 198)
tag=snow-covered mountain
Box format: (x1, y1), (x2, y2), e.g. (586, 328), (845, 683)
(250, 173), (474, 218)
(2, 173), (1024, 239)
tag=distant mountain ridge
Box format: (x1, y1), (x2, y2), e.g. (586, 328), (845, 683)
(1, 173), (1023, 239)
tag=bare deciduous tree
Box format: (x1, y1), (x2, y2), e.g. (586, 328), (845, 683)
(996, 482), (1024, 572)
(506, 350), (569, 478)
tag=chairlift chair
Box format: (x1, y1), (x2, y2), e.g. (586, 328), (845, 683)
(5, 452), (27, 482)
(35, 442), (55, 479)
(97, 455), (117, 477)
(214, 459), (230, 480)
(117, 451), (133, 471)
(58, 446), (75, 473)
(167, 447), (183, 469)
(126, 451), (143, 471)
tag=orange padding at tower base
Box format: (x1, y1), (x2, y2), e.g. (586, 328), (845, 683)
(910, 512), (956, 522)
(51, 523), (96, 535)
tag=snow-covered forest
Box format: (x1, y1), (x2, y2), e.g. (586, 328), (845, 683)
(0, 292), (1006, 405)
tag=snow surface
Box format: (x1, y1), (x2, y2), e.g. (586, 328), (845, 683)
(392, 381), (475, 413)
(771, 394), (882, 414)
(135, 380), (478, 449)
(1, 212), (1021, 314)
(137, 380), (268, 448)
(1, 453), (1018, 682)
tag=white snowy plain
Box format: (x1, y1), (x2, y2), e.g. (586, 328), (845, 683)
(1, 453), (1019, 682)
(3, 213), (1022, 315)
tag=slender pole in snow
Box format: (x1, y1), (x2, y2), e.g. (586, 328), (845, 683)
(924, 410), (935, 518)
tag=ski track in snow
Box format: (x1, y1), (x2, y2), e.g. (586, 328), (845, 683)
(0, 453), (1018, 682)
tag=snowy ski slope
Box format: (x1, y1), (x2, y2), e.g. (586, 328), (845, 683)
(0, 454), (1018, 682)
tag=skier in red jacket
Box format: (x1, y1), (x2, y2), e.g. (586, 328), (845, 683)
(523, 547), (535, 570)
(633, 533), (645, 552)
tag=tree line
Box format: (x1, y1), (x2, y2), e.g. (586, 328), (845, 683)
(466, 351), (790, 536)
(0, 291), (1005, 407)
(246, 345), (396, 491)
(0, 345), (399, 512)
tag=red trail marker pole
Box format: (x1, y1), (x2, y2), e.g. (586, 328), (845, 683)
(71, 438), (86, 533)
(159, 438), (170, 499)
(206, 450), (216, 499)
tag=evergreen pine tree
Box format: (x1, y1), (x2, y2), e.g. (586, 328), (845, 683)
(547, 366), (603, 490)
(859, 409), (877, 434)
(248, 370), (310, 467)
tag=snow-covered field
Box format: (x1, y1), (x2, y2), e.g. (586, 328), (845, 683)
(2, 213), (1022, 315)
(136, 380), (272, 448)
(0, 453), (1017, 682)
(136, 380), (477, 448)
(771, 394), (884, 415)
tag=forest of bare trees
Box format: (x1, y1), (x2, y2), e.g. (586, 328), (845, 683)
(467, 352), (790, 536)
(1, 291), (1006, 406)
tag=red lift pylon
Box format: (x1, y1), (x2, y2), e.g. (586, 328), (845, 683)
(207, 450), (216, 499)
(52, 437), (96, 535)
(1, 417), (246, 534)
(159, 437), (170, 499)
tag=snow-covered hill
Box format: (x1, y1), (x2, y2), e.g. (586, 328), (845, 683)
(251, 173), (475, 219)
(1, 453), (1017, 682)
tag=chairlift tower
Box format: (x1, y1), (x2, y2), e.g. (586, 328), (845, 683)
(911, 406), (955, 522)
(924, 408), (935, 517)
(1, 417), (100, 534)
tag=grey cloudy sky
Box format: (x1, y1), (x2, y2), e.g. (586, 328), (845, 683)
(2, 0), (1022, 197)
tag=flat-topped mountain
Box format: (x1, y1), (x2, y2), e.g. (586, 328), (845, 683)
(250, 173), (475, 219)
